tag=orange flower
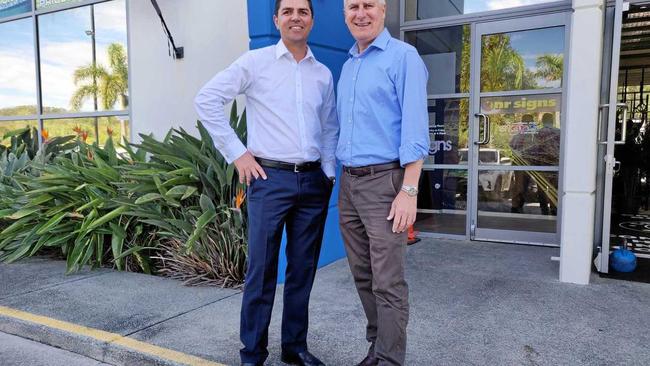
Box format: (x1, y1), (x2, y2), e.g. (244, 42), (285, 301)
(41, 129), (49, 141)
(234, 188), (246, 209)
(87, 149), (94, 160)
(80, 131), (89, 142)
(72, 125), (82, 134)
(106, 126), (114, 136)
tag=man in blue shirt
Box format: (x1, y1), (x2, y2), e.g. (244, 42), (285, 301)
(337, 1), (429, 365)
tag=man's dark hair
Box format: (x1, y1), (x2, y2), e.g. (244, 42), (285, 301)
(274, 0), (314, 17)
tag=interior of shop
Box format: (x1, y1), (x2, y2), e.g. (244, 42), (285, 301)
(604, 2), (650, 282)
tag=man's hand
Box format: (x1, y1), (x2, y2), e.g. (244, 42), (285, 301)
(387, 191), (417, 233)
(234, 151), (267, 185)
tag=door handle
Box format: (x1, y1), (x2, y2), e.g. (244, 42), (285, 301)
(597, 104), (609, 144)
(474, 113), (489, 145)
(614, 103), (628, 145)
(598, 103), (628, 145)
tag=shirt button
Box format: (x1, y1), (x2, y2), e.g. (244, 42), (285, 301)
(352, 77), (356, 81)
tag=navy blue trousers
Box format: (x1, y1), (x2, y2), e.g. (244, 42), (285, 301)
(240, 167), (332, 364)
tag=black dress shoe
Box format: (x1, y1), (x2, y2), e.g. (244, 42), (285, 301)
(280, 350), (325, 366)
(355, 353), (378, 366)
(241, 363), (262, 366)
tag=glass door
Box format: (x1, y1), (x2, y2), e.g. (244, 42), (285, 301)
(469, 15), (568, 245)
(596, 0), (650, 273)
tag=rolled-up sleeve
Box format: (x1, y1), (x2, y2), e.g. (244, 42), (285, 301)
(320, 72), (339, 178)
(194, 52), (253, 163)
(395, 50), (430, 167)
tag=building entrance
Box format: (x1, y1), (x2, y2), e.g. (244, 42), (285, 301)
(596, 0), (650, 276)
(406, 13), (569, 245)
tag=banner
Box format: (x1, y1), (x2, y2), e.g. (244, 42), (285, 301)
(36, 0), (82, 10)
(0, 0), (30, 19)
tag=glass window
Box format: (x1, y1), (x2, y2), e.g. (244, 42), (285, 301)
(43, 117), (97, 144)
(0, 0), (31, 19)
(477, 170), (558, 232)
(0, 120), (38, 146)
(94, 0), (128, 111)
(39, 6), (93, 113)
(0, 17), (37, 117)
(404, 0), (563, 22)
(417, 169), (468, 235)
(480, 94), (561, 166)
(98, 116), (129, 144)
(405, 25), (470, 94)
(426, 98), (470, 165)
(39, 0), (128, 114)
(481, 27), (565, 92)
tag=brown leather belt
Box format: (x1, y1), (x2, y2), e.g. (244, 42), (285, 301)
(343, 161), (402, 177)
(255, 158), (321, 172)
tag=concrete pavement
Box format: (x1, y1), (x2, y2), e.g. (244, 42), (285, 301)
(0, 332), (111, 366)
(1, 239), (649, 365)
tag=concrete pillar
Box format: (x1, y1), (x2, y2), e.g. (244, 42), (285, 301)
(559, 0), (605, 284)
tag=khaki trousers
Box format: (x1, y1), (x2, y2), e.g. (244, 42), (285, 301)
(338, 167), (409, 366)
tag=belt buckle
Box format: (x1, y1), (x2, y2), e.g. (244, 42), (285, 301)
(294, 164), (300, 173)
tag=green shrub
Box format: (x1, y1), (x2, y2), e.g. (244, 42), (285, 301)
(0, 104), (248, 287)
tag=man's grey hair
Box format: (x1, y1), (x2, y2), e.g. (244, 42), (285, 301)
(344, 0), (386, 6)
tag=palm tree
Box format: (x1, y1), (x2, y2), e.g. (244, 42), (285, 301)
(480, 34), (530, 92)
(70, 43), (129, 111)
(535, 54), (564, 83)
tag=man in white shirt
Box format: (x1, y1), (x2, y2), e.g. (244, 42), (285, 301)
(194, 1), (337, 365)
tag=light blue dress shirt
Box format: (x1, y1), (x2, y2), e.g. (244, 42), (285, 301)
(336, 28), (430, 168)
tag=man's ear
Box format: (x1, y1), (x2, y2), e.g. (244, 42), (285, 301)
(273, 15), (279, 30)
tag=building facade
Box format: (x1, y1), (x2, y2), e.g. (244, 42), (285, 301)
(1, 0), (646, 285)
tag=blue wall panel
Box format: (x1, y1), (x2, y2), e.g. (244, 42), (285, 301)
(246, 0), (353, 283)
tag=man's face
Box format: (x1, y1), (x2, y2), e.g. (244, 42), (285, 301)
(344, 0), (386, 47)
(274, 0), (314, 45)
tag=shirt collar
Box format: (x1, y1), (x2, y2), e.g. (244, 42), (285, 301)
(348, 28), (391, 57)
(275, 39), (315, 62)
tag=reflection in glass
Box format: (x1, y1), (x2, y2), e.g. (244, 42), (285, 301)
(44, 118), (97, 144)
(39, 1), (129, 114)
(405, 25), (470, 94)
(94, 0), (129, 111)
(477, 170), (558, 233)
(481, 27), (565, 92)
(39, 6), (93, 113)
(404, 0), (561, 22)
(425, 98), (469, 165)
(0, 120), (38, 145)
(417, 169), (467, 235)
(0, 18), (37, 116)
(479, 94), (561, 166)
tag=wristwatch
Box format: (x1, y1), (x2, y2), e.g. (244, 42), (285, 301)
(401, 185), (418, 197)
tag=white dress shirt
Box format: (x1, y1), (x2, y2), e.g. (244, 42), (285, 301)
(194, 40), (339, 178)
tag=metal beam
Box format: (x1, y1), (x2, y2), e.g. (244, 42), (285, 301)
(150, 0), (183, 59)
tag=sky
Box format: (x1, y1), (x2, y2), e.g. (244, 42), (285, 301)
(0, 0), (127, 113)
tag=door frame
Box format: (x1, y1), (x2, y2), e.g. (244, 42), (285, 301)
(468, 13), (571, 246)
(595, 0), (630, 273)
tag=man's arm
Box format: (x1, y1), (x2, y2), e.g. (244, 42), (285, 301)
(387, 49), (430, 233)
(194, 52), (266, 185)
(320, 72), (339, 179)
